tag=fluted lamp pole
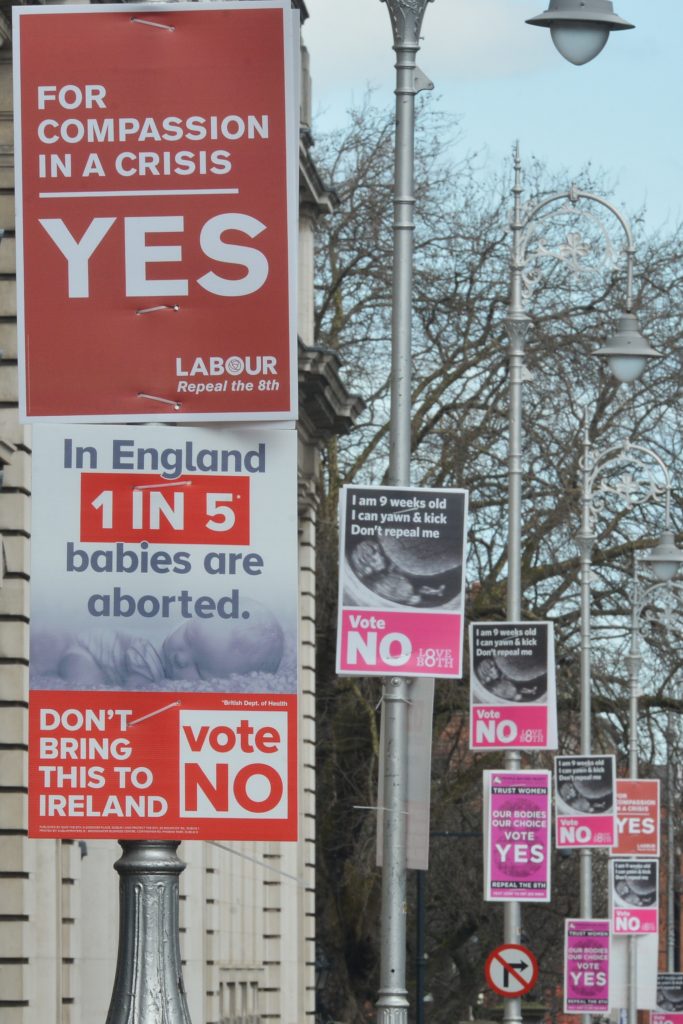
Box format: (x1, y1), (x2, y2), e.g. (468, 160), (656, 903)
(577, 432), (674, 922)
(378, 4), (433, 1024)
(507, 150), (659, 1024)
(373, 4), (641, 1023)
(624, 542), (683, 1024)
(106, 841), (192, 1024)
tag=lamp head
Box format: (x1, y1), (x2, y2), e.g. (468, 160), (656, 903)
(527, 0), (634, 66)
(645, 530), (683, 582)
(594, 312), (660, 383)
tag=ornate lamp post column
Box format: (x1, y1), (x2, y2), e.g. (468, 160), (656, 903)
(577, 432), (675, 912)
(106, 841), (192, 1024)
(505, 149), (659, 1024)
(378, 4), (433, 1024)
(624, 566), (683, 1024)
(373, 5), (639, 1019)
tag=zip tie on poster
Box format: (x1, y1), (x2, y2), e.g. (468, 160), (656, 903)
(136, 304), (180, 315)
(130, 17), (175, 31)
(133, 480), (192, 492)
(137, 393), (182, 411)
(128, 701), (181, 728)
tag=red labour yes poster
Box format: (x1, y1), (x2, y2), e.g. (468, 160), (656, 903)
(13, 2), (298, 421)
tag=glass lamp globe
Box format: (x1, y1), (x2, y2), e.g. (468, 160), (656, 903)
(527, 0), (634, 66)
(645, 531), (683, 582)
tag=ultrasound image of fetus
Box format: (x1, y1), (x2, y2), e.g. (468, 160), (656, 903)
(558, 776), (612, 814)
(557, 781), (592, 813)
(657, 983), (683, 1012)
(475, 650), (547, 703)
(349, 540), (390, 579)
(346, 537), (460, 609)
(348, 542), (423, 605)
(477, 658), (521, 701)
(615, 875), (657, 907)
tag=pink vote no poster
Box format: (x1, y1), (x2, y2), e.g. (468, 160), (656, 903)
(483, 770), (551, 902)
(336, 485), (468, 678)
(652, 973), (683, 1024)
(610, 858), (659, 935)
(555, 755), (616, 848)
(470, 621), (557, 750)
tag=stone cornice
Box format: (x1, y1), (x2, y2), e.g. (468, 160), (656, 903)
(298, 340), (364, 445)
(300, 135), (337, 218)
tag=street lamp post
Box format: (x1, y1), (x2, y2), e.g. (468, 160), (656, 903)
(505, 150), (659, 1024)
(577, 429), (676, 910)
(623, 560), (683, 1024)
(666, 712), (677, 972)
(575, 424), (682, 1024)
(378, 4), (433, 1024)
(106, 842), (192, 1024)
(376, 5), (637, 1021)
(581, 432), (675, 753)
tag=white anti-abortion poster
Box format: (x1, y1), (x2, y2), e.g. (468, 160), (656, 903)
(29, 423), (298, 841)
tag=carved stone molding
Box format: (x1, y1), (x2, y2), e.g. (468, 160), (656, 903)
(298, 341), (364, 447)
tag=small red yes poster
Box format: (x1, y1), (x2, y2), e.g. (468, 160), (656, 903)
(13, 2), (298, 421)
(612, 778), (660, 857)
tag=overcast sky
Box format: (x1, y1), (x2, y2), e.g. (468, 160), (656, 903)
(302, 0), (683, 232)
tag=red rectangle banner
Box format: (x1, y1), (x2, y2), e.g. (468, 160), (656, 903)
(80, 473), (251, 545)
(30, 691), (297, 840)
(13, 2), (298, 421)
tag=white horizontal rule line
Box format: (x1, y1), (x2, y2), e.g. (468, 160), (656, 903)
(38, 188), (241, 198)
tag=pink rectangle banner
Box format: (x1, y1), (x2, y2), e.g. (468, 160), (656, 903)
(483, 770), (551, 902)
(564, 919), (610, 1015)
(336, 486), (468, 678)
(610, 858), (659, 934)
(470, 621), (557, 750)
(652, 973), (683, 1024)
(555, 755), (616, 848)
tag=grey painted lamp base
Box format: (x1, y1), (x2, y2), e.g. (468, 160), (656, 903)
(106, 840), (193, 1024)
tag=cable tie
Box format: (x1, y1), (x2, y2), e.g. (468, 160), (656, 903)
(133, 480), (192, 492)
(137, 393), (181, 411)
(130, 17), (175, 31)
(136, 304), (180, 315)
(129, 701), (180, 728)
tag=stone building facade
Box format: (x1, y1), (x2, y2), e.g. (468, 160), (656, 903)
(0, 3), (360, 1021)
